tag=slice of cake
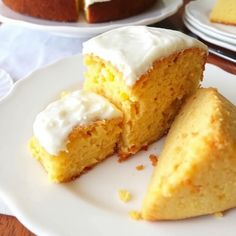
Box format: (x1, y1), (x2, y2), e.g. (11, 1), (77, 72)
(28, 90), (122, 182)
(142, 88), (236, 220)
(83, 26), (208, 160)
(210, 0), (236, 26)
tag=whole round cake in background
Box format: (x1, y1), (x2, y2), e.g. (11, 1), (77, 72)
(2, 0), (157, 23)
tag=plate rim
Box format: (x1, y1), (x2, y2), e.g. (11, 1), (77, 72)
(185, 0), (236, 40)
(0, 0), (183, 37)
(0, 55), (236, 236)
(183, 16), (236, 52)
(185, 9), (236, 46)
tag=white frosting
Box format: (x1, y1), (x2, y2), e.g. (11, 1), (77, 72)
(33, 90), (122, 156)
(83, 26), (208, 87)
(85, 0), (111, 8)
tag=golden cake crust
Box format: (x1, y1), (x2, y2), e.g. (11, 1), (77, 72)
(210, 0), (236, 26)
(3, 0), (156, 23)
(85, 0), (156, 23)
(142, 88), (236, 220)
(3, 0), (78, 22)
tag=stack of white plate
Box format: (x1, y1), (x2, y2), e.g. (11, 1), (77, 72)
(183, 0), (236, 54)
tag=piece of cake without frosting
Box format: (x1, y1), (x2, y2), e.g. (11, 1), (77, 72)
(210, 0), (236, 26)
(28, 90), (123, 183)
(83, 26), (208, 160)
(142, 88), (236, 220)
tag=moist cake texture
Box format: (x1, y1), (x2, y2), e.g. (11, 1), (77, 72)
(83, 26), (208, 159)
(142, 88), (236, 220)
(29, 90), (122, 182)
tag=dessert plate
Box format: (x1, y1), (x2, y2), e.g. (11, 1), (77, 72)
(185, 0), (236, 39)
(184, 10), (236, 46)
(0, 0), (183, 38)
(0, 55), (236, 236)
(183, 16), (236, 52)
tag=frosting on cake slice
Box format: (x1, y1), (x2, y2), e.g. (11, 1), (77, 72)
(29, 90), (122, 182)
(83, 26), (208, 159)
(142, 88), (236, 220)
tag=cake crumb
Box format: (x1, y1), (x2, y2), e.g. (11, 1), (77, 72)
(141, 145), (148, 151)
(118, 153), (130, 162)
(214, 212), (223, 218)
(118, 190), (132, 203)
(136, 165), (145, 171)
(128, 210), (142, 220)
(60, 91), (70, 98)
(149, 154), (158, 166)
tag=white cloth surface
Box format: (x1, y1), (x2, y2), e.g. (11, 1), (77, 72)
(0, 24), (88, 81)
(0, 24), (89, 216)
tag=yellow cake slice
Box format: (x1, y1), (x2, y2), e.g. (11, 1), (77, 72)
(142, 88), (236, 220)
(83, 26), (208, 159)
(210, 0), (236, 26)
(28, 90), (122, 183)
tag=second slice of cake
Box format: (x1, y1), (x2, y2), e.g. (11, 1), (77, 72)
(83, 26), (208, 159)
(142, 88), (236, 220)
(29, 90), (122, 182)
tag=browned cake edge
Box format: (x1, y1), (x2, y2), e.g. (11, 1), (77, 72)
(3, 0), (78, 22)
(117, 47), (208, 161)
(85, 0), (157, 23)
(210, 19), (236, 26)
(30, 118), (123, 183)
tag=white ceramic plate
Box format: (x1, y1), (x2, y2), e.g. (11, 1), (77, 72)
(0, 55), (236, 236)
(183, 16), (236, 52)
(185, 0), (236, 40)
(0, 0), (183, 38)
(184, 9), (236, 46)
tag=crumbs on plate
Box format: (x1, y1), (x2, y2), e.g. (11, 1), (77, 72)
(149, 154), (158, 166)
(214, 212), (223, 218)
(136, 164), (145, 171)
(60, 90), (70, 98)
(129, 210), (142, 220)
(118, 190), (132, 203)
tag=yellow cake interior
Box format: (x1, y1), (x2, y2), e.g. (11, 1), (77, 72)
(29, 118), (122, 182)
(142, 88), (236, 220)
(83, 48), (207, 159)
(210, 0), (236, 25)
